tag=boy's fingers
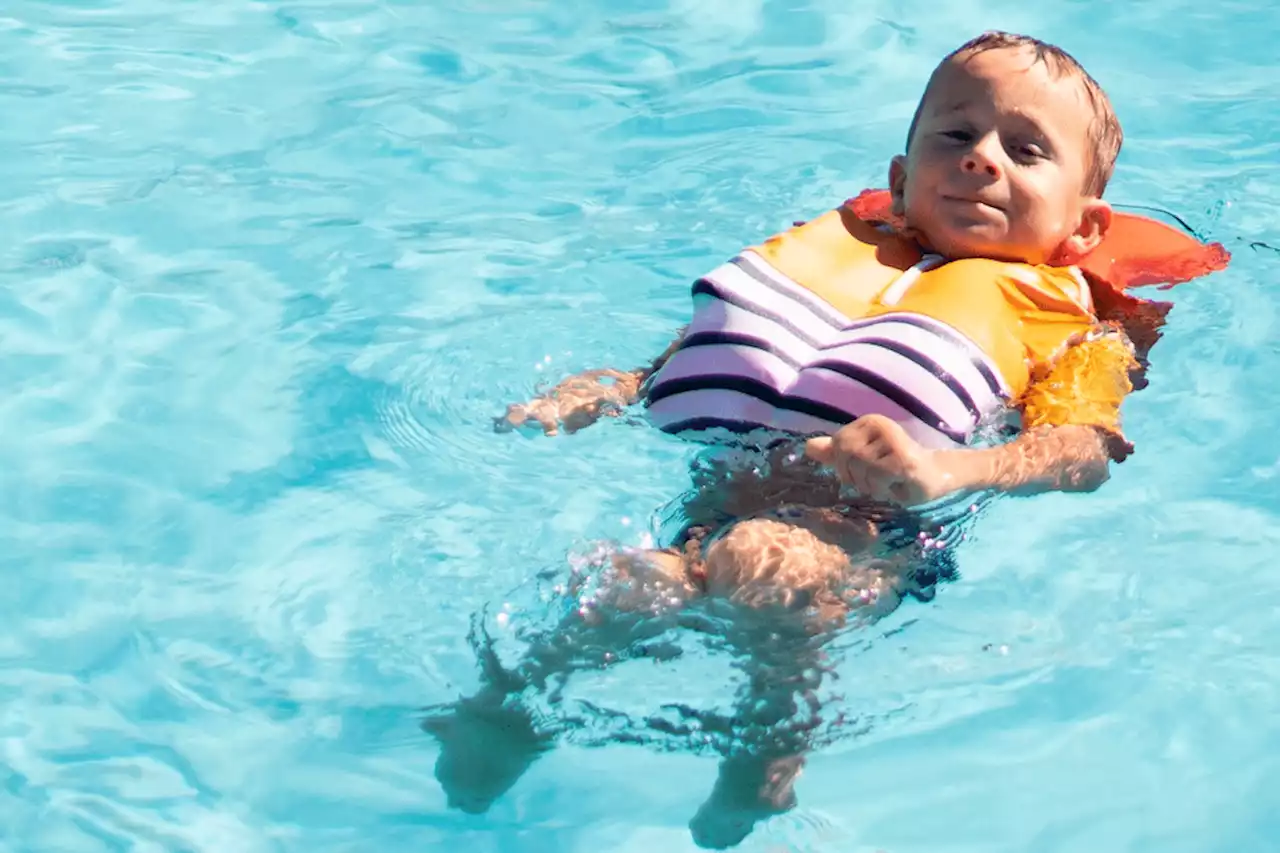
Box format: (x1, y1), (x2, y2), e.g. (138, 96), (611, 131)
(804, 436), (834, 463)
(494, 404), (529, 433)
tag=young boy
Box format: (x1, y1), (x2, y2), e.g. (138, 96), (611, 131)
(429, 31), (1224, 848)
(503, 29), (1136, 622)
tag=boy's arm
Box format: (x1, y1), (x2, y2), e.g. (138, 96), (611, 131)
(496, 329), (685, 436)
(959, 327), (1137, 495)
(805, 328), (1139, 503)
(930, 422), (1113, 497)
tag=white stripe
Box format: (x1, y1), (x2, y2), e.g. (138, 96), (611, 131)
(1006, 264), (1093, 315)
(652, 344), (797, 392)
(736, 251), (854, 328)
(878, 255), (946, 306)
(703, 260), (849, 343)
(687, 296), (821, 366)
(768, 407), (852, 436)
(646, 389), (842, 434)
(1068, 265), (1093, 312)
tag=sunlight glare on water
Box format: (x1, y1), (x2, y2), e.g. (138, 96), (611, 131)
(1, 0), (1279, 850)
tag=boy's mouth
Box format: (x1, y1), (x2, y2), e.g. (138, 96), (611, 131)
(941, 194), (1004, 212)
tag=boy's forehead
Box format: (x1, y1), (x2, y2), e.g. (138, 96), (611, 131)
(925, 47), (1092, 128)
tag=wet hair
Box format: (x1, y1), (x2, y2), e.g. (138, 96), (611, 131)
(904, 31), (1124, 196)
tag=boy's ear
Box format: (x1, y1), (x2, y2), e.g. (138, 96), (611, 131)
(888, 156), (908, 216)
(1053, 198), (1112, 265)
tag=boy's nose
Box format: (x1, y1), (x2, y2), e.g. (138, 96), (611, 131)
(961, 139), (1002, 178)
(962, 153), (1000, 178)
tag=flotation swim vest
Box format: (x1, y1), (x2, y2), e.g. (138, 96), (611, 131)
(644, 189), (1229, 449)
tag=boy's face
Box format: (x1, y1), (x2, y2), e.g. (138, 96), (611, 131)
(889, 46), (1111, 265)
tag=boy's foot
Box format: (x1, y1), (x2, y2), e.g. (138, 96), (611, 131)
(687, 752), (805, 849)
(421, 693), (554, 814)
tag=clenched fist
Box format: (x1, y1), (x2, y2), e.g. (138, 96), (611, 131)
(804, 414), (961, 506)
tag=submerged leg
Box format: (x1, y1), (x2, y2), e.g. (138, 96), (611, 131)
(685, 642), (822, 850)
(684, 511), (916, 849)
(423, 543), (701, 814)
(425, 508), (934, 827)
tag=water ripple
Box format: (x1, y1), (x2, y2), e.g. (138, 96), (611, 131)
(1, 0), (1278, 850)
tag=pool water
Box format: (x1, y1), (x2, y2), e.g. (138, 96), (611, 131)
(3, 0), (1279, 850)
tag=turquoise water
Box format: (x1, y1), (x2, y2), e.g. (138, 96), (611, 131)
(3, 0), (1280, 849)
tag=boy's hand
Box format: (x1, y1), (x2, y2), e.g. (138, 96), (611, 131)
(497, 397), (565, 435)
(804, 415), (961, 506)
(495, 369), (641, 436)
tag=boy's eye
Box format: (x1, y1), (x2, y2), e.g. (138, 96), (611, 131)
(1015, 143), (1048, 161)
(940, 129), (972, 143)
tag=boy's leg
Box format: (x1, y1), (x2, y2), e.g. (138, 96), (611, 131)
(423, 542), (704, 814)
(425, 508), (921, 823)
(699, 508), (913, 623)
(685, 649), (819, 850)
(685, 509), (916, 848)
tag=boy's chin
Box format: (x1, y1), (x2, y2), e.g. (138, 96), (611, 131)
(921, 228), (1039, 264)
